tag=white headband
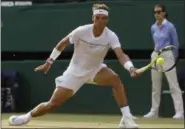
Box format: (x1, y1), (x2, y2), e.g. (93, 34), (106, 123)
(93, 9), (108, 16)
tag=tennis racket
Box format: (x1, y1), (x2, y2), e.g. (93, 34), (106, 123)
(136, 45), (178, 74)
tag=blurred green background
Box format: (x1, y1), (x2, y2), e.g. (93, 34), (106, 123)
(1, 0), (184, 117)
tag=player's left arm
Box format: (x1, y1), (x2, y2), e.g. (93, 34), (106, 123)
(109, 32), (138, 77)
(114, 47), (134, 71)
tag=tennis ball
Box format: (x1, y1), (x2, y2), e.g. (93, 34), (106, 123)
(156, 57), (165, 65)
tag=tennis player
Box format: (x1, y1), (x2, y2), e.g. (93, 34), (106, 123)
(9, 4), (139, 128)
(144, 4), (184, 119)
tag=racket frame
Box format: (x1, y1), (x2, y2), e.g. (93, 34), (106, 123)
(136, 45), (178, 73)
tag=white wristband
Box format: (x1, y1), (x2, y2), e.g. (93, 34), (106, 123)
(49, 48), (61, 60)
(124, 61), (134, 71)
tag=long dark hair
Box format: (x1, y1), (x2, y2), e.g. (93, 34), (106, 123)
(154, 4), (168, 19)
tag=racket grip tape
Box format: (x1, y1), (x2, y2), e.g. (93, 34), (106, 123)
(136, 67), (148, 73)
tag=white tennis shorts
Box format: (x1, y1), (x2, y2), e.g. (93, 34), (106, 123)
(55, 64), (107, 94)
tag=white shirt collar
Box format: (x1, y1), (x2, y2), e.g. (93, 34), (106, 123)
(162, 19), (167, 25)
(155, 18), (167, 25)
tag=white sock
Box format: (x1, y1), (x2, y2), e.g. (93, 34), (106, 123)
(25, 112), (32, 120)
(120, 106), (132, 117)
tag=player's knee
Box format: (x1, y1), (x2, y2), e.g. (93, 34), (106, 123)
(47, 101), (61, 109)
(109, 73), (121, 86)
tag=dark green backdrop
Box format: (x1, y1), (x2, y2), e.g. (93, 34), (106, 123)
(2, 1), (184, 51)
(2, 60), (185, 116)
(1, 1), (184, 116)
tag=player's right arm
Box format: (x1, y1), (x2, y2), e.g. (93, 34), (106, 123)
(34, 26), (83, 73)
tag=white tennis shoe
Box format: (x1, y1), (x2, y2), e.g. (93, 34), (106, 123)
(119, 116), (139, 128)
(8, 115), (30, 126)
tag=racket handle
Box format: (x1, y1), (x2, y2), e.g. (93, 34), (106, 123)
(136, 67), (148, 74)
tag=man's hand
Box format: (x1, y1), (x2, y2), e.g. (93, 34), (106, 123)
(129, 67), (140, 78)
(34, 62), (51, 74)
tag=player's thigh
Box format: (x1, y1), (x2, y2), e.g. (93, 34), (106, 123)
(55, 74), (87, 95)
(49, 87), (73, 105)
(94, 67), (120, 86)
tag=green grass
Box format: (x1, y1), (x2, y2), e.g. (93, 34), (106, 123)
(2, 113), (184, 128)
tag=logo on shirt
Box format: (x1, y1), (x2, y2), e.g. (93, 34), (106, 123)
(90, 44), (97, 48)
(79, 39), (108, 47)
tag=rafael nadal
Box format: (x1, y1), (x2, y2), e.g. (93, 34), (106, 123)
(9, 4), (139, 128)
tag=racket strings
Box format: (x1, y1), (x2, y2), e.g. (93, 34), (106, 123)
(136, 45), (178, 74)
(153, 49), (177, 72)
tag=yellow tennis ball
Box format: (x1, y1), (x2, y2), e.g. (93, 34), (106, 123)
(156, 57), (165, 65)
